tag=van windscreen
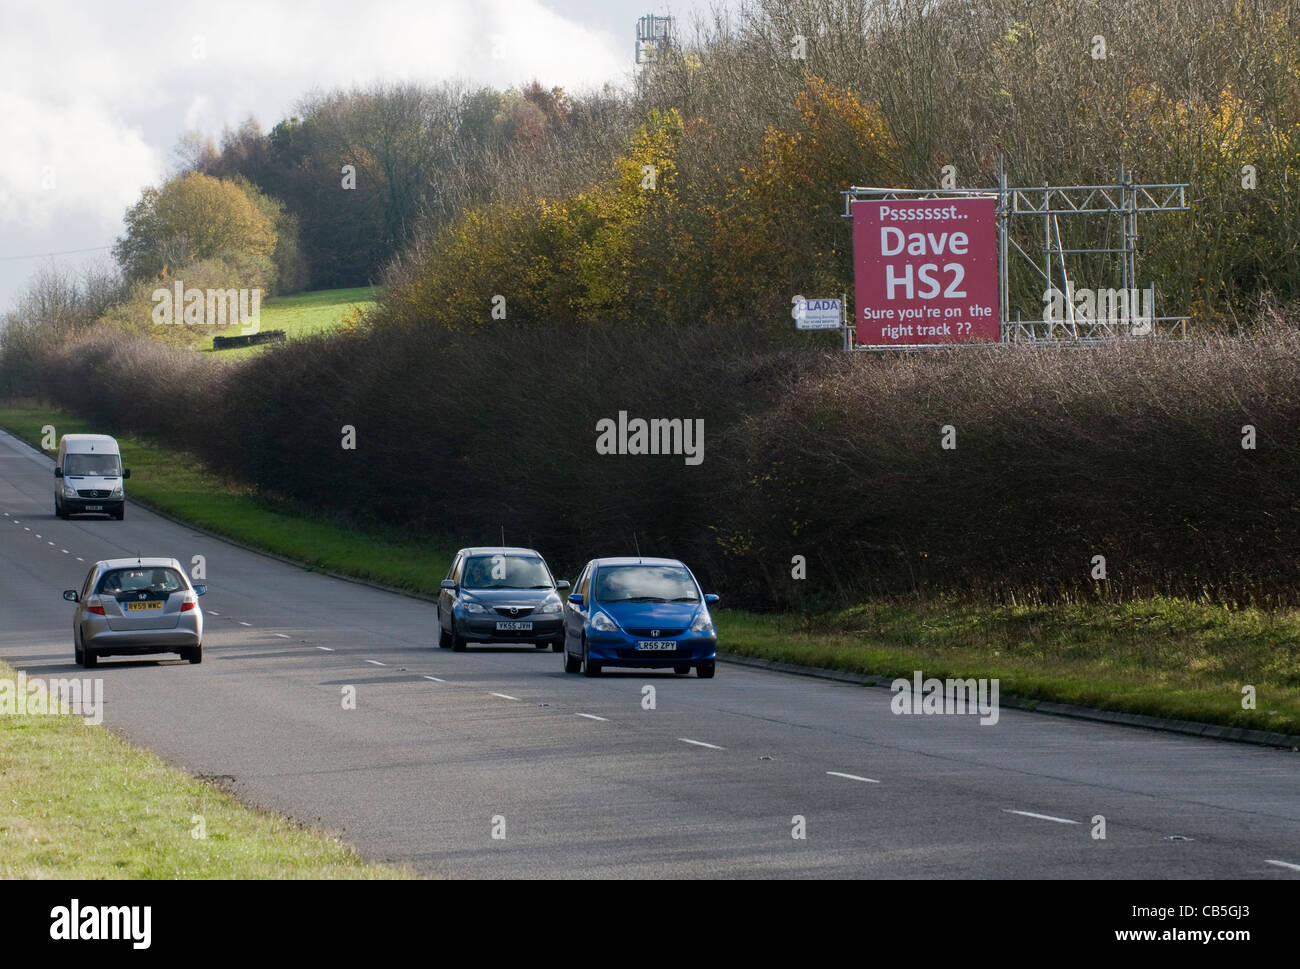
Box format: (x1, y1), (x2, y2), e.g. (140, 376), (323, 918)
(63, 452), (121, 476)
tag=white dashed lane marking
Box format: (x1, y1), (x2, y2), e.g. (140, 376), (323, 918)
(678, 738), (724, 750)
(422, 675), (447, 683)
(1003, 809), (1080, 825)
(363, 660), (386, 667)
(490, 692), (519, 701)
(576, 713), (608, 721)
(826, 771), (880, 784)
(273, 633), (291, 639)
(1265, 859), (1300, 872)
(315, 646), (334, 652)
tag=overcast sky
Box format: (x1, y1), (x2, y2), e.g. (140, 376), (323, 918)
(0, 0), (720, 312)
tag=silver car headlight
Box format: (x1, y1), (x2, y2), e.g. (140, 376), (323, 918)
(691, 610), (715, 634)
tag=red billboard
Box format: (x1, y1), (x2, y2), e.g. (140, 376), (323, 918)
(851, 197), (999, 345)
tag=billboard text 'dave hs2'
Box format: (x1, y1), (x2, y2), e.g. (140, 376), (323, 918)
(851, 198), (999, 346)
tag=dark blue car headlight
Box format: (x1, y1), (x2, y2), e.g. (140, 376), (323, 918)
(690, 610), (714, 634)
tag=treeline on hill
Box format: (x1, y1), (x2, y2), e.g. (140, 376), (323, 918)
(35, 300), (1300, 607)
(171, 0), (1297, 328)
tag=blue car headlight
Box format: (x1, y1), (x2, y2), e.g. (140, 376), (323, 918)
(691, 610), (714, 634)
(591, 610), (618, 632)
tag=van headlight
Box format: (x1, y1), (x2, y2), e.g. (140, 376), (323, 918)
(63, 484), (77, 498)
(691, 610), (715, 634)
(109, 485), (123, 498)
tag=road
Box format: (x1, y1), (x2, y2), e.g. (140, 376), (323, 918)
(1, 427), (1297, 878)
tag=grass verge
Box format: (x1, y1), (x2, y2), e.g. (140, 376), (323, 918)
(0, 659), (409, 878)
(3, 401), (1298, 738)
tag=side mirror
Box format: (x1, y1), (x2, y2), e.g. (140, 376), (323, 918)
(705, 593), (720, 604)
(440, 579), (457, 591)
(63, 589), (79, 602)
(123, 469), (131, 479)
(54, 467), (63, 478)
(567, 593), (584, 606)
(555, 580), (571, 590)
(193, 585), (207, 596)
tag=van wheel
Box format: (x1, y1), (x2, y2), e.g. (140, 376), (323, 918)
(112, 507), (124, 521)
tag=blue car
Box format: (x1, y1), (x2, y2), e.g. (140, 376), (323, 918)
(561, 557), (719, 678)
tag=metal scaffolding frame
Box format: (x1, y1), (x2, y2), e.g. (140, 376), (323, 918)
(839, 162), (1191, 351)
(635, 14), (676, 65)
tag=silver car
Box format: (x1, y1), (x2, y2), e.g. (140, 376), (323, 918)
(63, 557), (206, 667)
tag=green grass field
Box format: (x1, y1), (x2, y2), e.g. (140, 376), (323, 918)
(3, 400), (1298, 739)
(198, 286), (377, 356)
(0, 658), (409, 878)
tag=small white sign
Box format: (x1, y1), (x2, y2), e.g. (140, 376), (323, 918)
(793, 296), (842, 330)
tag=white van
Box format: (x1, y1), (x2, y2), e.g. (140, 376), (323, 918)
(55, 434), (130, 520)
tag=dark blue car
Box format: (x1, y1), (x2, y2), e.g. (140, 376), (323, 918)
(561, 557), (719, 678)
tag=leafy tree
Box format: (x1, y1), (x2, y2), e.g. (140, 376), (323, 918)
(113, 173), (279, 289)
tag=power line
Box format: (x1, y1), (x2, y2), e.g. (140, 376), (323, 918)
(0, 245), (112, 262)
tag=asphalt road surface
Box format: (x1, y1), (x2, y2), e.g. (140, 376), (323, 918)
(2, 427), (1298, 878)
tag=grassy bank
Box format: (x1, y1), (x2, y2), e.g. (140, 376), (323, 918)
(0, 659), (408, 878)
(197, 286), (377, 356)
(3, 401), (1298, 737)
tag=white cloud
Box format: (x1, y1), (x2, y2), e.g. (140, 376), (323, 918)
(0, 0), (675, 309)
(0, 90), (161, 228)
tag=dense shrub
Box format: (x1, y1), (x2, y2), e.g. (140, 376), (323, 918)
(36, 302), (1300, 607)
